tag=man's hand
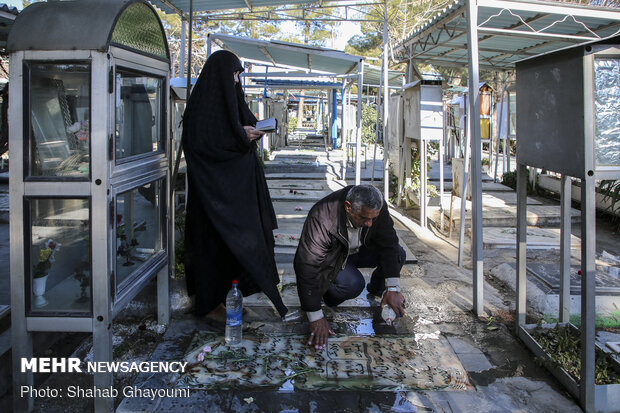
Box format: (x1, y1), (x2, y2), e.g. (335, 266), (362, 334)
(308, 318), (335, 350)
(381, 291), (405, 318)
(243, 126), (266, 141)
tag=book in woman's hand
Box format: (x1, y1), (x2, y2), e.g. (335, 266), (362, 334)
(256, 118), (277, 133)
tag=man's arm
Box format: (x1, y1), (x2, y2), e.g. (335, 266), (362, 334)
(370, 202), (405, 317)
(294, 215), (331, 315)
(294, 214), (336, 349)
(369, 202), (402, 279)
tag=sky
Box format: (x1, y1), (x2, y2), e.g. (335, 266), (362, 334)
(279, 20), (362, 51)
(2, 0), (22, 10)
(335, 21), (362, 51)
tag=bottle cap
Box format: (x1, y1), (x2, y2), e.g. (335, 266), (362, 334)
(232, 280), (238, 285)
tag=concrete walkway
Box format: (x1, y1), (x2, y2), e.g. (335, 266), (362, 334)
(25, 144), (587, 412)
(116, 145), (581, 412)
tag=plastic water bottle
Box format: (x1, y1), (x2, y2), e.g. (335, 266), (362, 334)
(225, 280), (243, 345)
(381, 304), (397, 326)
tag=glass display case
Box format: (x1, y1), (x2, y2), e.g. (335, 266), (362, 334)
(516, 41), (620, 178)
(8, 1), (171, 411)
(27, 62), (90, 178)
(115, 69), (164, 161)
(515, 37), (620, 413)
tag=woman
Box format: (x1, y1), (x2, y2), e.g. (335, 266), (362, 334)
(182, 50), (288, 323)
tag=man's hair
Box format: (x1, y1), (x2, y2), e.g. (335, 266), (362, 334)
(346, 185), (384, 212)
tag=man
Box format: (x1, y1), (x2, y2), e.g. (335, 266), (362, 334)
(294, 185), (406, 350)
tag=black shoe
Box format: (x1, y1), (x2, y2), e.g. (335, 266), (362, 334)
(366, 280), (385, 297)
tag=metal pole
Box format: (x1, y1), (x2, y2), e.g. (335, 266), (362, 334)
(382, 0), (389, 200)
(466, 0), (484, 316)
(356, 61), (363, 185)
(332, 89), (338, 150)
(516, 163), (528, 328)
(172, 2), (194, 194)
(420, 140), (427, 227)
(439, 132), (445, 231)
(91, 51), (114, 413)
(580, 176), (596, 413)
(207, 32), (212, 58)
(457, 92), (469, 267)
(180, 19), (186, 77)
(9, 56), (33, 413)
(494, 74), (507, 182)
(372, 61), (384, 184)
(186, 1), (193, 96)
(580, 52), (596, 412)
(559, 175), (572, 323)
(341, 81), (346, 150)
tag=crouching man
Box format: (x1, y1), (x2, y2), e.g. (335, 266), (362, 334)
(294, 185), (406, 350)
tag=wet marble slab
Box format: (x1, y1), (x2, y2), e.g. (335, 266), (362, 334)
(176, 332), (471, 392)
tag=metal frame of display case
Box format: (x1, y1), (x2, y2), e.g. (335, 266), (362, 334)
(7, 2), (170, 412)
(515, 37), (620, 413)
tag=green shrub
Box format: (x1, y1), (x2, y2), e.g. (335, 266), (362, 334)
(597, 180), (620, 217)
(501, 170), (536, 195)
(288, 115), (297, 133)
(361, 104), (377, 145)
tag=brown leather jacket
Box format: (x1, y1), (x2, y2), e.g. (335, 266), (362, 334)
(293, 186), (401, 312)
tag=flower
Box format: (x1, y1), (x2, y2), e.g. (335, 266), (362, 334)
(196, 345), (212, 363)
(33, 239), (61, 279)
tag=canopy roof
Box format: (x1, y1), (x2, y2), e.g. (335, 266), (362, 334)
(0, 3), (18, 51)
(248, 78), (343, 90)
(210, 33), (362, 74)
(150, 0), (318, 15)
(363, 63), (404, 89)
(393, 0), (620, 70)
(210, 34), (406, 89)
(8, 0), (169, 61)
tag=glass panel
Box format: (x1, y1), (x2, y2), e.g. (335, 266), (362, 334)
(28, 62), (90, 178)
(115, 70), (163, 161)
(594, 57), (620, 167)
(29, 199), (91, 314)
(115, 179), (164, 289)
(509, 91), (517, 137)
(480, 118), (490, 140)
(111, 2), (168, 60)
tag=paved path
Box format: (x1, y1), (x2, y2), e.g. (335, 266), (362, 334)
(112, 145), (582, 413)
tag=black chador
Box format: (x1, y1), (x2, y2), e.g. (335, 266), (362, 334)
(182, 50), (287, 317)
